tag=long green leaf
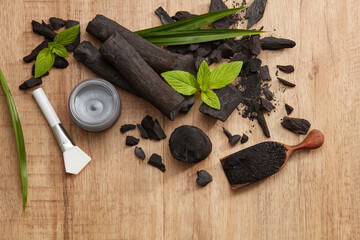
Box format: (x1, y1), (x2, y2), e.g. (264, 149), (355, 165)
(0, 69), (27, 212)
(136, 7), (248, 36)
(141, 29), (265, 46)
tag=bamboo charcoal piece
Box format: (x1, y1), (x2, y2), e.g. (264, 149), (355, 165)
(281, 116), (311, 135)
(209, 0), (234, 29)
(260, 97), (275, 112)
(221, 130), (324, 189)
(73, 41), (137, 94)
(86, 14), (196, 75)
(141, 115), (166, 140)
(19, 77), (42, 90)
(155, 7), (175, 25)
(278, 77), (296, 87)
(23, 39), (49, 63)
(53, 57), (69, 69)
(134, 146), (146, 160)
(261, 37), (296, 50)
(148, 153), (166, 172)
(241, 133), (249, 144)
(179, 95), (195, 114)
(120, 124), (136, 133)
(245, 0), (267, 29)
(199, 84), (242, 122)
(172, 11), (197, 21)
(169, 125), (212, 163)
(100, 33), (185, 120)
(285, 103), (294, 115)
(32, 20), (57, 40)
(260, 65), (271, 80)
(137, 124), (149, 139)
(222, 127), (241, 146)
(49, 17), (65, 30)
(196, 170), (213, 187)
(243, 58), (262, 74)
(257, 110), (270, 138)
(277, 65), (295, 73)
(126, 136), (139, 146)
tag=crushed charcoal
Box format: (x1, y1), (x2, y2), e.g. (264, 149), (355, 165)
(196, 170), (213, 187)
(259, 97), (275, 112)
(262, 85), (273, 101)
(166, 45), (190, 55)
(137, 124), (149, 139)
(148, 153), (166, 172)
(260, 65), (271, 80)
(134, 146), (146, 160)
(120, 124), (136, 133)
(188, 43), (200, 51)
(126, 136), (139, 146)
(155, 6), (175, 25)
(32, 20), (57, 40)
(172, 11), (197, 21)
(208, 49), (222, 63)
(278, 77), (296, 87)
(281, 116), (310, 135)
(210, 0), (236, 29)
(53, 57), (69, 68)
(285, 103), (294, 115)
(179, 95), (195, 114)
(49, 17), (65, 30)
(245, 0), (267, 29)
(141, 115), (166, 140)
(242, 58), (262, 74)
(277, 65), (295, 73)
(240, 133), (249, 143)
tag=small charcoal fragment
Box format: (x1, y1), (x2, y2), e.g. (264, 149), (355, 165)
(65, 20), (80, 51)
(262, 87), (273, 101)
(172, 11), (197, 21)
(285, 103), (294, 115)
(32, 64), (49, 77)
(195, 56), (207, 71)
(155, 6), (175, 25)
(120, 124), (136, 133)
(229, 135), (241, 146)
(230, 49), (252, 62)
(275, 70), (279, 76)
(277, 65), (295, 73)
(245, 0), (267, 29)
(179, 95), (195, 114)
(23, 39), (49, 63)
(240, 133), (249, 144)
(208, 49), (222, 63)
(261, 37), (296, 50)
(141, 115), (166, 140)
(260, 97), (275, 112)
(137, 124), (149, 139)
(53, 57), (69, 68)
(166, 45), (190, 55)
(210, 0), (234, 29)
(169, 125), (212, 163)
(218, 43), (235, 58)
(260, 65), (271, 80)
(222, 127), (233, 139)
(243, 58), (262, 74)
(126, 136), (139, 146)
(188, 44), (199, 52)
(257, 111), (270, 138)
(19, 77), (42, 90)
(134, 146), (146, 160)
(281, 116), (310, 135)
(49, 17), (65, 30)
(196, 170), (213, 187)
(194, 47), (212, 58)
(278, 77), (296, 87)
(32, 20), (57, 40)
(148, 153), (166, 172)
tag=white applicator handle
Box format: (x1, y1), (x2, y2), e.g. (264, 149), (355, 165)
(32, 88), (60, 127)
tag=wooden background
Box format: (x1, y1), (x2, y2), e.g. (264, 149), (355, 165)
(0, 0), (359, 239)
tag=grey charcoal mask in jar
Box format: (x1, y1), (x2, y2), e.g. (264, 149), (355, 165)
(69, 78), (121, 131)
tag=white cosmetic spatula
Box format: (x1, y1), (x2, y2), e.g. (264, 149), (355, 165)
(33, 88), (91, 174)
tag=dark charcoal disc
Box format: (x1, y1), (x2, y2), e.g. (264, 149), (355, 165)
(169, 125), (212, 163)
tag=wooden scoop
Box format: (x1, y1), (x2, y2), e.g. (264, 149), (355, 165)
(220, 129), (324, 189)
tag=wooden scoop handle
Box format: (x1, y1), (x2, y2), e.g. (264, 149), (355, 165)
(287, 129), (324, 153)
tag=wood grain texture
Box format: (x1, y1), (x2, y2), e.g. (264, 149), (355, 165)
(0, 0), (359, 239)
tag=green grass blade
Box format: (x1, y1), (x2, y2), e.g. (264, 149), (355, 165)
(140, 29), (265, 46)
(136, 7), (248, 36)
(0, 69), (27, 212)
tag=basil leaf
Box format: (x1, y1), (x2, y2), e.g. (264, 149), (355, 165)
(52, 43), (69, 57)
(48, 42), (57, 50)
(201, 89), (220, 110)
(209, 61), (243, 89)
(161, 70), (198, 96)
(197, 60), (211, 91)
(35, 48), (55, 78)
(54, 24), (80, 46)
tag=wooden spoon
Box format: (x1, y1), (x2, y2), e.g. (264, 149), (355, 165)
(220, 129), (324, 189)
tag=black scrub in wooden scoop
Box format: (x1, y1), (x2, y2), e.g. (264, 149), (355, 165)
(220, 129), (324, 189)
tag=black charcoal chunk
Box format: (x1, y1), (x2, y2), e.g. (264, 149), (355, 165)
(245, 0), (267, 29)
(23, 39), (49, 63)
(240, 133), (249, 144)
(65, 20), (80, 51)
(210, 0), (234, 29)
(199, 84), (242, 122)
(208, 49), (222, 63)
(126, 136), (139, 146)
(49, 17), (66, 30)
(188, 44), (200, 52)
(262, 86), (273, 101)
(32, 64), (49, 77)
(196, 170), (213, 187)
(260, 97), (275, 112)
(148, 153), (166, 172)
(261, 37), (296, 50)
(222, 127), (240, 146)
(285, 103), (294, 115)
(243, 58), (262, 74)
(137, 124), (149, 139)
(155, 6), (175, 25)
(194, 47), (212, 58)
(172, 11), (197, 21)
(257, 111), (270, 138)
(281, 116), (310, 135)
(230, 49), (252, 63)
(179, 95), (195, 114)
(141, 115), (166, 140)
(277, 65), (295, 73)
(32, 20), (57, 40)
(134, 146), (146, 160)
(120, 124), (136, 133)
(53, 57), (69, 69)
(19, 77), (42, 90)
(166, 45), (190, 55)
(260, 65), (271, 80)
(278, 77), (296, 87)
(218, 43), (235, 58)
(222, 127), (233, 139)
(169, 125), (212, 163)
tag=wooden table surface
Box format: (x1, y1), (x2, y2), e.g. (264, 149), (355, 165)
(0, 0), (359, 239)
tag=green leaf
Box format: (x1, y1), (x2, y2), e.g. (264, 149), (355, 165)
(197, 60), (211, 91)
(35, 48), (55, 78)
(54, 24), (80, 46)
(209, 61), (243, 89)
(0, 69), (27, 212)
(161, 70), (198, 95)
(136, 7), (248, 35)
(140, 29), (265, 46)
(201, 89), (220, 110)
(48, 42), (56, 50)
(51, 43), (69, 57)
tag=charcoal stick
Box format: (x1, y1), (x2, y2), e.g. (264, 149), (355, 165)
(99, 32), (185, 120)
